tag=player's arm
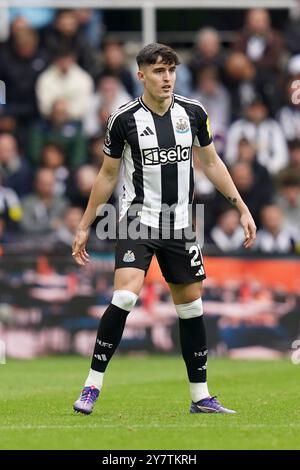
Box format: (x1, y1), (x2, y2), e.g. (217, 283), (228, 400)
(72, 155), (121, 265)
(194, 142), (256, 248)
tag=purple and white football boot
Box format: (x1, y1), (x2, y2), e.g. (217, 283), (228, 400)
(73, 386), (100, 415)
(190, 396), (236, 414)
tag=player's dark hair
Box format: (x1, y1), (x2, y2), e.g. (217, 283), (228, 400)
(136, 43), (180, 67)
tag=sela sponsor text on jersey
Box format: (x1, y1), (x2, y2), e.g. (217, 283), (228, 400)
(142, 145), (191, 165)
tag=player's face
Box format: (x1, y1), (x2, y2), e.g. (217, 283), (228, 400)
(138, 59), (176, 101)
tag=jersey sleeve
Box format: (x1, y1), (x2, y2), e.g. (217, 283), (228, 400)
(103, 112), (126, 158)
(193, 105), (213, 148)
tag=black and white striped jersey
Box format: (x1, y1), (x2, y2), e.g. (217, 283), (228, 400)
(103, 94), (213, 229)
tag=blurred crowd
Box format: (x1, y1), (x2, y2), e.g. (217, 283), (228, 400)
(0, 7), (300, 255)
(1, 253), (298, 356)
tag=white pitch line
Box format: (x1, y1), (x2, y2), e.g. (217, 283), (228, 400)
(0, 423), (300, 430)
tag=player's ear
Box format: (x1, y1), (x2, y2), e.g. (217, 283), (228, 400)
(137, 69), (145, 82)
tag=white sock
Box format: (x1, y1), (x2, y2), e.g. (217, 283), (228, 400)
(190, 382), (210, 402)
(84, 369), (104, 390)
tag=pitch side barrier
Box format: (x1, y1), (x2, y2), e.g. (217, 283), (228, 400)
(0, 248), (298, 358)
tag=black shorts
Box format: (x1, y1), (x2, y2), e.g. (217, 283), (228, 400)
(115, 218), (206, 284)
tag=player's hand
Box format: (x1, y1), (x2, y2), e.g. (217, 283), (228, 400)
(240, 212), (256, 249)
(72, 228), (90, 265)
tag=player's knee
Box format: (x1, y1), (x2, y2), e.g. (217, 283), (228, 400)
(111, 289), (138, 312)
(175, 297), (203, 319)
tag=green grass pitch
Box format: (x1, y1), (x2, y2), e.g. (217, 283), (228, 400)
(0, 355), (299, 450)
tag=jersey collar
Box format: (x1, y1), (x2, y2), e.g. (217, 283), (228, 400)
(139, 94), (175, 115)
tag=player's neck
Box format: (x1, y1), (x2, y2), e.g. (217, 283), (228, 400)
(142, 92), (172, 116)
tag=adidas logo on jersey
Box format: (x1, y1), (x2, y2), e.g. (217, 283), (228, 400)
(142, 145), (191, 165)
(123, 250), (135, 262)
(140, 126), (154, 136)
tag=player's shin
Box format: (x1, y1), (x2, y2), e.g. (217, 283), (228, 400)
(176, 298), (210, 401)
(85, 290), (138, 390)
